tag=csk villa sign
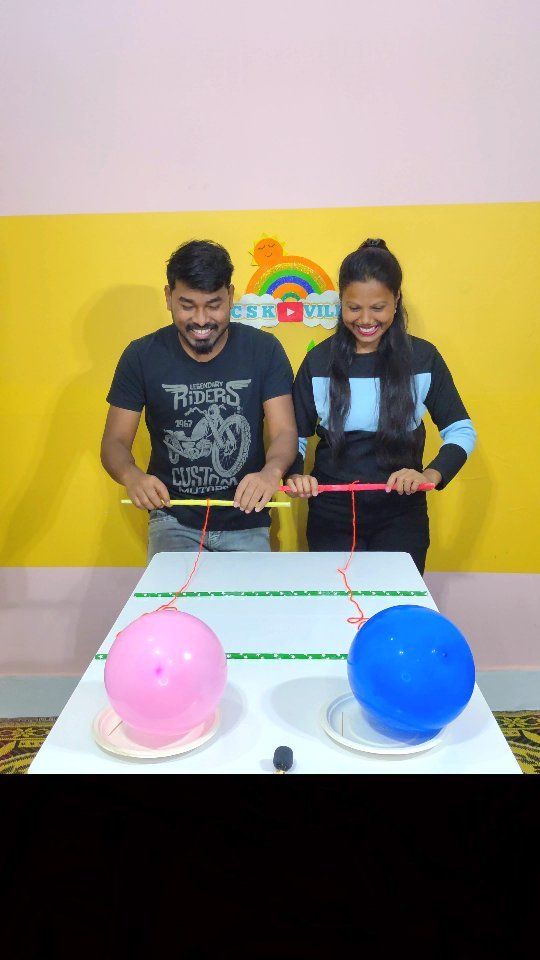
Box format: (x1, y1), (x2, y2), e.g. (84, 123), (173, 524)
(231, 298), (339, 326)
(231, 235), (340, 329)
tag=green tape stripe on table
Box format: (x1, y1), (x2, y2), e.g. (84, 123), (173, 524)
(133, 589), (428, 598)
(95, 652), (348, 661)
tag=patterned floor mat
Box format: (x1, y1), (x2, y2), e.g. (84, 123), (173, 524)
(0, 717), (57, 774)
(1, 712), (538, 773)
(492, 711), (540, 774)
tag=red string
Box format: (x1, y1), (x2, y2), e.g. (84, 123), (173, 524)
(336, 489), (368, 629)
(157, 500), (212, 611)
(153, 491), (366, 630)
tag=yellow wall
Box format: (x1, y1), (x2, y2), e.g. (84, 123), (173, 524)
(1, 203), (538, 572)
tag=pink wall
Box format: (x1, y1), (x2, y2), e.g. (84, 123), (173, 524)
(1, 2), (539, 677)
(1, 568), (538, 675)
(1, 0), (539, 216)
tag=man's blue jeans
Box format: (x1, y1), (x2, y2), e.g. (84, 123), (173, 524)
(147, 509), (271, 563)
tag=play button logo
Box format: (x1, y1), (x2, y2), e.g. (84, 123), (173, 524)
(277, 301), (303, 323)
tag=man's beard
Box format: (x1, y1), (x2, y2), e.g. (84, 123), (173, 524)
(180, 321), (229, 355)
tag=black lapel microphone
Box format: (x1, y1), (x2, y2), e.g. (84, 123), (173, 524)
(273, 746), (293, 773)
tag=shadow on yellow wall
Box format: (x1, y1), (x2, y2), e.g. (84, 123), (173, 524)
(405, 300), (495, 573)
(1, 286), (160, 568)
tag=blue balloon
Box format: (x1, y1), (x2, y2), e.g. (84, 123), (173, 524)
(347, 605), (475, 737)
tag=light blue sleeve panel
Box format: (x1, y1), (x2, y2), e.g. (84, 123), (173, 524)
(412, 372), (431, 425)
(312, 376), (379, 432)
(311, 377), (332, 428)
(312, 372), (434, 433)
(439, 418), (477, 456)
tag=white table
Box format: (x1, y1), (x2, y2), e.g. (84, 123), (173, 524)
(29, 552), (521, 774)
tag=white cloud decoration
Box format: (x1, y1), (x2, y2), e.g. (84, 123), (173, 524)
(302, 291), (340, 329)
(230, 290), (340, 329)
(230, 294), (279, 329)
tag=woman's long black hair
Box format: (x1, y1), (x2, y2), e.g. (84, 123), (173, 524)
(328, 238), (419, 468)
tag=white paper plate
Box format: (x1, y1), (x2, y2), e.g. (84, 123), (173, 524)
(320, 694), (445, 756)
(92, 705), (220, 759)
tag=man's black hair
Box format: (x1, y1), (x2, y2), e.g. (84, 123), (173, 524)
(166, 240), (234, 292)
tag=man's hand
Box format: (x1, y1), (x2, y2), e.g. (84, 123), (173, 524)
(285, 474), (319, 498)
(233, 465), (282, 514)
(385, 467), (441, 495)
(123, 465), (171, 510)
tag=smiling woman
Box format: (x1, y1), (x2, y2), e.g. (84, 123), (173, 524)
(286, 238), (477, 575)
(330, 239), (417, 460)
(341, 278), (396, 346)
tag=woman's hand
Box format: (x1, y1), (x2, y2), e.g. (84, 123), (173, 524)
(385, 467), (441, 495)
(285, 474), (319, 498)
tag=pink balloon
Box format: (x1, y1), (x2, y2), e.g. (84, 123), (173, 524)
(104, 608), (227, 737)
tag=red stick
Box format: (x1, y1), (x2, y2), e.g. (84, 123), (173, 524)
(279, 482), (435, 493)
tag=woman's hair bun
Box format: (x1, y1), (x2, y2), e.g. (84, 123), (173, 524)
(360, 238), (388, 250)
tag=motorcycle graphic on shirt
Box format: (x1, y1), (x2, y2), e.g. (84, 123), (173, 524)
(163, 403), (251, 479)
(161, 380), (253, 488)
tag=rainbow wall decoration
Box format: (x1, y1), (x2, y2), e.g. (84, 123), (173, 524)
(231, 236), (339, 329)
(247, 236), (334, 299)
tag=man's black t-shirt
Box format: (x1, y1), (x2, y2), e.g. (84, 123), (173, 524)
(106, 322), (293, 531)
